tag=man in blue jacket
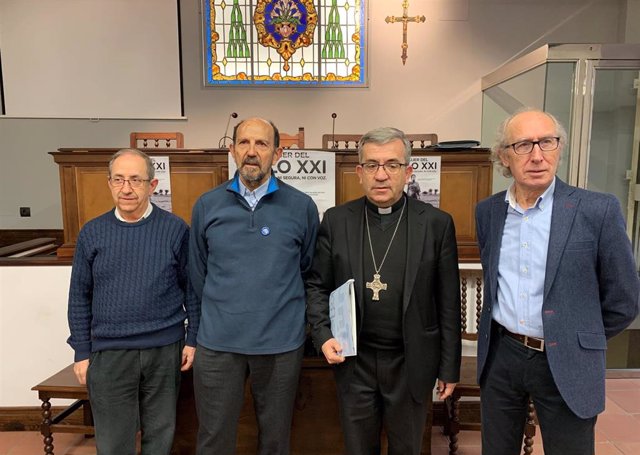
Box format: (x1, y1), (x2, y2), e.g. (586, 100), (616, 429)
(476, 109), (640, 455)
(189, 117), (319, 455)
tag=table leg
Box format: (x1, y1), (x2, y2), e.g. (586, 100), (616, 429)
(40, 398), (55, 455)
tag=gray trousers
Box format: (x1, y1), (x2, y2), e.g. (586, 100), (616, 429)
(193, 344), (304, 455)
(87, 341), (183, 455)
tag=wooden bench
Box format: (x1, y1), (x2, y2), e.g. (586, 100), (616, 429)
(31, 364), (93, 455)
(34, 359), (438, 454)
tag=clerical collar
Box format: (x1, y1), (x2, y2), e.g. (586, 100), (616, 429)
(114, 202), (153, 223)
(366, 194), (406, 215)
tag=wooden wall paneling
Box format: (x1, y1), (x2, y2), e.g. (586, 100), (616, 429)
(169, 165), (221, 224)
(58, 164), (80, 257)
(439, 167), (478, 241)
(336, 151), (363, 203)
(76, 168), (113, 227)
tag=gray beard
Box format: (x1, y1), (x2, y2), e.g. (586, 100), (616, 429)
(240, 166), (265, 184)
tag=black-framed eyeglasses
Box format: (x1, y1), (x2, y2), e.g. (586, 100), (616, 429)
(359, 161), (407, 175)
(506, 137), (560, 155)
(109, 177), (150, 188)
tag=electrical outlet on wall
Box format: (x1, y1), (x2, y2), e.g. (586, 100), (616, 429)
(19, 207), (31, 217)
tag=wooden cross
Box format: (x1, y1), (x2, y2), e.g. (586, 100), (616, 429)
(366, 273), (387, 301)
(385, 0), (426, 65)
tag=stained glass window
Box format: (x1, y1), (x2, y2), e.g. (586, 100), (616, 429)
(202, 0), (367, 86)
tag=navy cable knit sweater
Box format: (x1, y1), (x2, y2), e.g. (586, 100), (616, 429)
(67, 205), (200, 362)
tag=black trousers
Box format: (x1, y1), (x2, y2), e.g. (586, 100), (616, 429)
(336, 345), (430, 455)
(193, 345), (304, 455)
(480, 322), (596, 455)
(87, 341), (183, 455)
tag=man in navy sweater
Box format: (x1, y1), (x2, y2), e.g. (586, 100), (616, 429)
(189, 117), (319, 455)
(67, 149), (199, 455)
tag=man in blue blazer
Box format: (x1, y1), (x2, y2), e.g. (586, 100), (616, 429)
(476, 109), (639, 455)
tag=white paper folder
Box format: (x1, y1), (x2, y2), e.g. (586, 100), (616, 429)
(329, 279), (357, 357)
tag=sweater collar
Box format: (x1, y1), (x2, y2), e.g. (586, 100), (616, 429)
(227, 171), (279, 196)
(114, 201), (153, 223)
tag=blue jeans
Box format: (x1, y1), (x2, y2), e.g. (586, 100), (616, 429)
(87, 341), (183, 455)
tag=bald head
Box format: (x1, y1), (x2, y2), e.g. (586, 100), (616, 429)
(232, 117), (280, 148)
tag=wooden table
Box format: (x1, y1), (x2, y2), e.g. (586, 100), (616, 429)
(31, 364), (93, 455)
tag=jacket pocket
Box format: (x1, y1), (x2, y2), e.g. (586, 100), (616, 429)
(577, 331), (607, 350)
(565, 240), (595, 251)
(420, 325), (440, 344)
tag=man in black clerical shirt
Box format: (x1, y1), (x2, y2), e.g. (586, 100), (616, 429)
(306, 127), (461, 455)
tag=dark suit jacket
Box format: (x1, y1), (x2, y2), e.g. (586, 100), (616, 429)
(306, 197), (461, 402)
(476, 178), (640, 418)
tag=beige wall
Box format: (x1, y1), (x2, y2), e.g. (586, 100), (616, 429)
(0, 266), (72, 406)
(624, 0), (640, 42)
(0, 0), (628, 229)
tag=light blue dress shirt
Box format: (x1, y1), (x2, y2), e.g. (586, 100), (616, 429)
(238, 176), (270, 210)
(493, 178), (556, 338)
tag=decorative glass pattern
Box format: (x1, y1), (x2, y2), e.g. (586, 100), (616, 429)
(203, 0), (367, 86)
(227, 0), (251, 58)
(322, 0), (345, 59)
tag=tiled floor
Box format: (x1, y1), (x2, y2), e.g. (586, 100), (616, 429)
(1, 378), (638, 455)
(430, 378), (640, 455)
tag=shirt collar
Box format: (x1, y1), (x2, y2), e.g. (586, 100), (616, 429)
(505, 177), (556, 212)
(238, 177), (271, 202)
(227, 171), (279, 196)
(114, 201), (153, 223)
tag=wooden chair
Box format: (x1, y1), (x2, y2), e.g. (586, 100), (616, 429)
(322, 134), (361, 149)
(130, 132), (184, 148)
(280, 127), (305, 149)
(321, 133), (438, 150)
(440, 271), (537, 455)
(406, 133), (438, 149)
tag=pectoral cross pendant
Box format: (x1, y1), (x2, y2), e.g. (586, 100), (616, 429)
(366, 273), (388, 301)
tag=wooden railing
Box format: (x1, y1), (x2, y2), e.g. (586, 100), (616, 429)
(0, 238), (58, 258)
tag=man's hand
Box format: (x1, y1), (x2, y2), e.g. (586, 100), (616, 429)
(181, 346), (196, 371)
(436, 380), (457, 400)
(73, 359), (89, 385)
(321, 338), (345, 364)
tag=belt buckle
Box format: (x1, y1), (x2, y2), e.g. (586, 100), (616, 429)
(523, 335), (544, 352)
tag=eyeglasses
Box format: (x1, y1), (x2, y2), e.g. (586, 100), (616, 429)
(109, 177), (150, 188)
(506, 137), (560, 155)
(359, 162), (407, 175)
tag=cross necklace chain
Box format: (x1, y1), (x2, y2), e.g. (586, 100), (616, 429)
(365, 199), (406, 301)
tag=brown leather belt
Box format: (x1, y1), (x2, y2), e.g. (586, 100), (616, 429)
(501, 325), (545, 352)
